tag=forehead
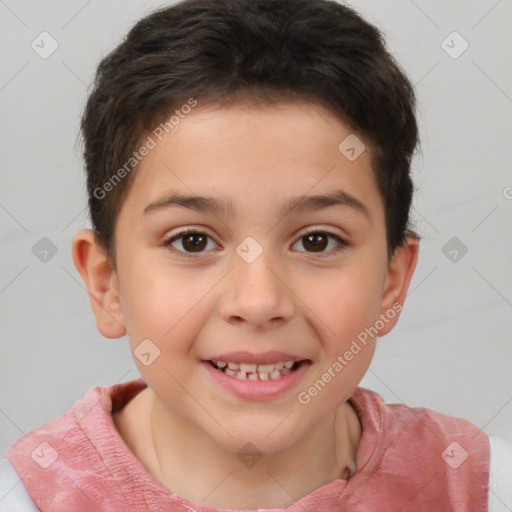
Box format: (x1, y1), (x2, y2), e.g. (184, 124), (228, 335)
(121, 101), (384, 223)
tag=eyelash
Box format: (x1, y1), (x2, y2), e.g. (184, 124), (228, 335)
(161, 227), (348, 259)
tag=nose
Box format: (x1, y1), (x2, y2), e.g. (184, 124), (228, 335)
(217, 248), (296, 329)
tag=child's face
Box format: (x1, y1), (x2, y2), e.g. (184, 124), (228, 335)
(75, 101), (418, 454)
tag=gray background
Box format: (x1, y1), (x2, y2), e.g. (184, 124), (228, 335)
(1, 0), (511, 458)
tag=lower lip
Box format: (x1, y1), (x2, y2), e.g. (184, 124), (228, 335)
(200, 360), (311, 400)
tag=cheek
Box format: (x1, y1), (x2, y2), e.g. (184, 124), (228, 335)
(300, 264), (384, 350)
(122, 273), (168, 337)
(121, 260), (211, 354)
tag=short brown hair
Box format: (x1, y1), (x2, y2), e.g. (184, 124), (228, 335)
(80, 0), (420, 267)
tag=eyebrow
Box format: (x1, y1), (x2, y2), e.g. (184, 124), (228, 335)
(142, 189), (371, 222)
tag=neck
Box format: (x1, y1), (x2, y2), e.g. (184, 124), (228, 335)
(145, 392), (361, 509)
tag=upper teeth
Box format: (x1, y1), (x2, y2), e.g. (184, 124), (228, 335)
(215, 361), (295, 372)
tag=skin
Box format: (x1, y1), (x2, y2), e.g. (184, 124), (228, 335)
(72, 101), (419, 509)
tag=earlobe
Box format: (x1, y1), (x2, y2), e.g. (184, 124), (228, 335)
(377, 236), (420, 337)
(71, 229), (127, 338)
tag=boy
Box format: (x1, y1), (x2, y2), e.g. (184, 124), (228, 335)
(2, 0), (511, 510)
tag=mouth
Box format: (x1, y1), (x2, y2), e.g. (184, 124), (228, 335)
(200, 357), (312, 400)
(206, 359), (310, 381)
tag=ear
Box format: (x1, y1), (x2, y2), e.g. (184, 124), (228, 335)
(71, 229), (126, 338)
(377, 235), (419, 337)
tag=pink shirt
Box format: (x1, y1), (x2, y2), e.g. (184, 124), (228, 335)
(6, 378), (489, 511)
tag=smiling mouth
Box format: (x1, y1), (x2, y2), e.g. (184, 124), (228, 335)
(207, 360), (308, 380)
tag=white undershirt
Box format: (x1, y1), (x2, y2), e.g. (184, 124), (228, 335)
(488, 435), (512, 511)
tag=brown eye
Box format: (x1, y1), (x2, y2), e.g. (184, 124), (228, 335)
(292, 231), (347, 257)
(181, 233), (208, 252)
(302, 233), (329, 252)
(163, 230), (218, 257)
